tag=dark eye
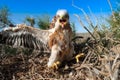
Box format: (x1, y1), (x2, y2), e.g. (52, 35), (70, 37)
(59, 19), (66, 22)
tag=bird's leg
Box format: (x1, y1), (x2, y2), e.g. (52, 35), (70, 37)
(75, 53), (84, 63)
(51, 61), (61, 69)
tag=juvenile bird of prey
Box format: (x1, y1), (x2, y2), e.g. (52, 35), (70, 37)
(0, 9), (74, 69)
(47, 10), (74, 68)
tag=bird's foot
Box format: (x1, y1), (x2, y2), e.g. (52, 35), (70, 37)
(50, 61), (61, 69)
(75, 53), (84, 63)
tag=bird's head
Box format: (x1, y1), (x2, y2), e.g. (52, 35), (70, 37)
(56, 9), (69, 28)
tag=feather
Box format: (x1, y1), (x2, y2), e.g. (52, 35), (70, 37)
(0, 24), (53, 52)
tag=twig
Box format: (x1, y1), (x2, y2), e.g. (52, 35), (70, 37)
(74, 14), (97, 41)
(81, 51), (91, 65)
(88, 6), (98, 26)
(112, 53), (119, 70)
(72, 0), (95, 29)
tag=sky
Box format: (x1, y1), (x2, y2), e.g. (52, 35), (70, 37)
(0, 0), (117, 32)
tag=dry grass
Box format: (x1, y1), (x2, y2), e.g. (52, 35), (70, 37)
(0, 36), (120, 80)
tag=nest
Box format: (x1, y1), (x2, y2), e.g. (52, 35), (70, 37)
(0, 36), (120, 80)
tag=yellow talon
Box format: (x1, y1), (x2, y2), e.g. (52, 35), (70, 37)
(75, 53), (84, 63)
(51, 61), (61, 69)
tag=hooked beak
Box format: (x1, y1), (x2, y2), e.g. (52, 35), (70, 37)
(59, 19), (67, 28)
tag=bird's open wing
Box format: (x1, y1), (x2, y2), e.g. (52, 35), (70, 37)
(0, 24), (53, 51)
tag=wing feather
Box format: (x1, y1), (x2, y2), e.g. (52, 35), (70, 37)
(0, 24), (53, 51)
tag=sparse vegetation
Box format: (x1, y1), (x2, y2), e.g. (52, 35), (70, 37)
(107, 11), (120, 39)
(0, 0), (120, 80)
(25, 16), (35, 27)
(37, 14), (50, 29)
(0, 6), (13, 28)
